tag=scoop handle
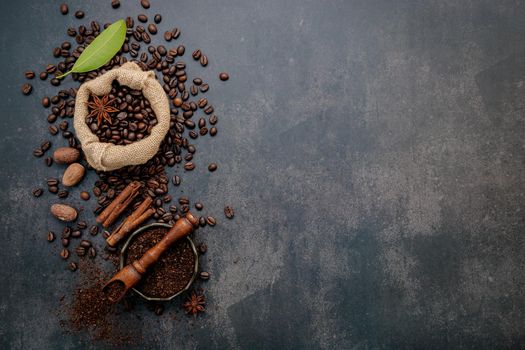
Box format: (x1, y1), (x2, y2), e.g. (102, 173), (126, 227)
(132, 212), (199, 274)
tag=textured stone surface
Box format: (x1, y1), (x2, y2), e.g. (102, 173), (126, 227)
(1, 0), (524, 349)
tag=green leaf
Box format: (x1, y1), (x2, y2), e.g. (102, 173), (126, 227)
(57, 19), (126, 78)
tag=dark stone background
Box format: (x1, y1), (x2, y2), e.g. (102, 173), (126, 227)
(1, 0), (524, 349)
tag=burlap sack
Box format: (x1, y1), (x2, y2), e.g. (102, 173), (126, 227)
(73, 62), (170, 171)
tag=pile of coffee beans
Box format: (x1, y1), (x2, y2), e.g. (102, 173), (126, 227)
(86, 80), (158, 145)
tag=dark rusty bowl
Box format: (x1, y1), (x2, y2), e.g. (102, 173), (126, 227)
(119, 222), (199, 301)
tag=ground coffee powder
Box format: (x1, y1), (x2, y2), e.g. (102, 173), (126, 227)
(125, 226), (195, 298)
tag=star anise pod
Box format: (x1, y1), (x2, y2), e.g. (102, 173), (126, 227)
(183, 291), (205, 315)
(87, 94), (119, 126)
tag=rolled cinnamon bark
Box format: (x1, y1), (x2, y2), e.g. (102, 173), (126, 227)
(106, 196), (155, 247)
(96, 181), (142, 228)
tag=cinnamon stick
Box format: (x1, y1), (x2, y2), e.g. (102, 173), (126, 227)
(96, 181), (142, 228)
(106, 196), (155, 247)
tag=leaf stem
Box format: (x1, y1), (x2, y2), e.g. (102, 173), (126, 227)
(56, 70), (72, 79)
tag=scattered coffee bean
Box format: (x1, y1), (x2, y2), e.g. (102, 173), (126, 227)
(59, 3), (69, 15)
(25, 70), (35, 79)
(138, 14), (148, 22)
(111, 0), (120, 9)
(199, 216), (207, 227)
(206, 216), (216, 226)
(69, 262), (78, 271)
(22, 83), (32, 95)
(47, 231), (55, 242)
(62, 238), (70, 247)
(74, 11), (84, 19)
(40, 72), (48, 80)
(80, 240), (91, 248)
(60, 248), (70, 259)
(154, 14), (161, 23)
(45, 156), (54, 166)
(224, 206), (234, 219)
(71, 230), (82, 238)
(219, 72), (229, 81)
(89, 225), (99, 236)
(208, 163), (217, 172)
(77, 221), (88, 229)
(75, 246), (86, 257)
(88, 247), (96, 258)
(199, 271), (210, 280)
(184, 162), (195, 171)
(140, 0), (150, 9)
(195, 202), (203, 211)
(80, 191), (90, 200)
(200, 55), (208, 67)
(32, 188), (43, 197)
(198, 243), (207, 254)
(57, 189), (69, 198)
(192, 49), (201, 60)
(42, 97), (51, 108)
(210, 127), (217, 136)
(147, 23), (157, 34)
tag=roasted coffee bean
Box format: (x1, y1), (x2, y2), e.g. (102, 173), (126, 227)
(74, 11), (84, 19)
(71, 230), (82, 238)
(147, 23), (157, 34)
(140, 0), (150, 9)
(138, 14), (148, 23)
(192, 49), (201, 60)
(62, 238), (70, 247)
(48, 186), (59, 194)
(200, 271), (210, 280)
(62, 226), (72, 239)
(180, 204), (189, 213)
(199, 216), (207, 227)
(42, 96), (51, 108)
(47, 178), (59, 186)
(80, 240), (91, 248)
(199, 127), (208, 136)
(210, 127), (217, 136)
(172, 175), (181, 186)
(163, 31), (172, 41)
(178, 196), (189, 205)
(111, 0), (120, 9)
(204, 105), (214, 114)
(224, 206), (234, 219)
(77, 221), (87, 229)
(209, 114), (218, 124)
(41, 140), (51, 152)
(75, 246), (86, 257)
(69, 262), (78, 271)
(103, 230), (111, 239)
(208, 163), (217, 172)
(50, 78), (60, 86)
(176, 45), (185, 56)
(25, 70), (35, 79)
(200, 83), (209, 93)
(59, 3), (69, 15)
(80, 191), (90, 200)
(198, 98), (208, 108)
(47, 231), (55, 242)
(40, 71), (48, 80)
(189, 130), (198, 139)
(184, 162), (195, 171)
(60, 248), (70, 259)
(219, 72), (229, 81)
(200, 55), (208, 66)
(198, 243), (207, 254)
(22, 83), (32, 95)
(32, 188), (43, 197)
(45, 156), (54, 166)
(89, 225), (99, 236)
(194, 202), (203, 211)
(206, 216), (216, 226)
(57, 189), (69, 198)
(153, 14), (162, 23)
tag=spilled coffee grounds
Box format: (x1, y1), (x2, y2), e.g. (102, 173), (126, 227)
(125, 226), (195, 298)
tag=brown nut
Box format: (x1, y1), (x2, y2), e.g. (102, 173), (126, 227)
(51, 204), (78, 222)
(62, 163), (85, 186)
(53, 147), (80, 164)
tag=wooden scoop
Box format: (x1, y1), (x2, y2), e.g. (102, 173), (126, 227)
(103, 212), (199, 303)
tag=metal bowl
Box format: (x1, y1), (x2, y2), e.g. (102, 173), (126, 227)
(119, 222), (199, 301)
